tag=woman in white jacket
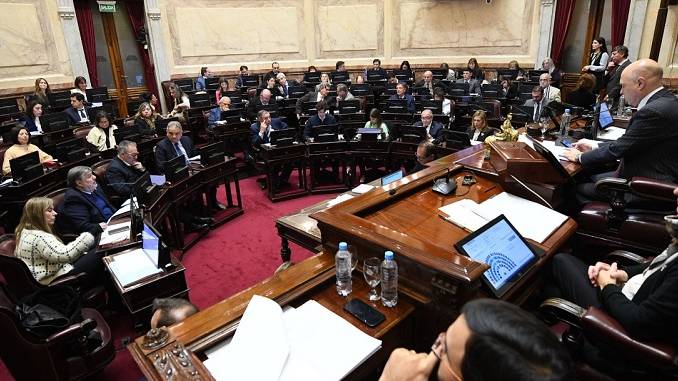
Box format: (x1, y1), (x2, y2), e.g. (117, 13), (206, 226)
(14, 197), (98, 285)
(86, 110), (117, 152)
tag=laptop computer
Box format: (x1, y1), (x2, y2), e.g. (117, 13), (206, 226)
(454, 214), (540, 298)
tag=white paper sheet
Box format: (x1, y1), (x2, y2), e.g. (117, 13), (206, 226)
(352, 184), (374, 194)
(107, 248), (162, 287)
(597, 126), (626, 141)
(327, 194), (354, 207)
(99, 221), (131, 245)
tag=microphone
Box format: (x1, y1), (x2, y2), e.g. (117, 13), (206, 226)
(432, 168), (457, 195)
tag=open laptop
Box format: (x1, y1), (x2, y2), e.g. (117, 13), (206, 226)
(454, 215), (541, 298)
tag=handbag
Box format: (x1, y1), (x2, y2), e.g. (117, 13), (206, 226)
(16, 285), (83, 338)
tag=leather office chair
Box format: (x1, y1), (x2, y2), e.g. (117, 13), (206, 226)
(90, 159), (123, 207)
(541, 250), (678, 381)
(577, 177), (676, 257)
(73, 126), (92, 140)
(0, 234), (107, 309)
(0, 284), (114, 381)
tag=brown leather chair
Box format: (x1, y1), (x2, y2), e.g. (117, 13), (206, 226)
(90, 159), (123, 207)
(0, 284), (114, 380)
(576, 177), (676, 257)
(0, 234), (106, 309)
(73, 125), (92, 140)
(541, 251), (678, 380)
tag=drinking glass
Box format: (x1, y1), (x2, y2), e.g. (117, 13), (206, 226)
(539, 116), (549, 138)
(363, 257), (381, 301)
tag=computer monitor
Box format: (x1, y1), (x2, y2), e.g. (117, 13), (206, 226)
(449, 83), (470, 96)
(88, 103), (116, 121)
(48, 91), (72, 109)
(114, 128), (141, 143)
(189, 92), (211, 108)
(338, 100), (361, 114)
(527, 70), (548, 81)
(165, 154), (189, 182)
(287, 86), (307, 99)
(312, 124), (339, 142)
(220, 109), (243, 121)
(9, 151), (43, 182)
(270, 128), (297, 147)
(454, 215), (539, 298)
(420, 100), (443, 114)
(204, 77), (220, 91)
(241, 75), (259, 87)
(54, 138), (86, 162)
(349, 83), (371, 96)
(357, 127), (382, 141)
(303, 72), (321, 84)
(155, 117), (179, 135)
(394, 70), (412, 82)
(444, 130), (471, 149)
(496, 69), (519, 80)
(399, 126), (427, 144)
(385, 99), (409, 113)
(173, 78), (194, 92)
(527, 136), (570, 179)
(39, 112), (70, 132)
(366, 71), (386, 81)
(331, 71), (350, 83)
(481, 84), (502, 99)
(142, 221), (171, 269)
(0, 99), (19, 116)
(198, 141), (225, 166)
(85, 87), (109, 103)
(381, 170), (403, 186)
(598, 102), (614, 130)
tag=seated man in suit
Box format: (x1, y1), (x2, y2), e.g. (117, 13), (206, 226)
(296, 83), (332, 118)
(151, 298), (199, 329)
(379, 299), (573, 381)
(64, 92), (91, 125)
(411, 141), (436, 173)
(523, 86), (548, 123)
(207, 97), (232, 131)
(416, 70), (437, 96)
(414, 109), (444, 144)
(56, 166), (116, 236)
(250, 110), (292, 189)
(456, 69), (482, 95)
(562, 59), (678, 201)
(364, 58), (388, 81)
(388, 82), (416, 113)
(235, 65), (249, 88)
(275, 73), (299, 100)
(195, 66), (210, 91)
(247, 89), (277, 121)
(265, 61), (281, 83)
(105, 140), (145, 201)
(303, 101), (337, 140)
(539, 73), (562, 103)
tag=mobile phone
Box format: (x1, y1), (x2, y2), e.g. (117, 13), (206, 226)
(561, 139), (572, 148)
(462, 175), (476, 186)
(344, 299), (386, 327)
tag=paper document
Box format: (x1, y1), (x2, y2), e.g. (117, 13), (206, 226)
(439, 192), (568, 243)
(189, 155), (201, 162)
(327, 194), (354, 207)
(539, 140), (570, 161)
(204, 296), (382, 381)
(150, 175), (166, 186)
(352, 184), (374, 194)
(107, 200), (133, 224)
(597, 126), (626, 141)
(107, 248), (162, 287)
(99, 221), (131, 245)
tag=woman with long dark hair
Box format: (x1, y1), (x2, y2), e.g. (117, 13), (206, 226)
(582, 37), (609, 93)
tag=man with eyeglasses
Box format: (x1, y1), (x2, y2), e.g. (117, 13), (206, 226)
(105, 140), (145, 202)
(379, 299), (573, 381)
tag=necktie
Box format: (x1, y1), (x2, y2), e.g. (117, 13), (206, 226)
(79, 109), (87, 120)
(534, 103), (540, 122)
(104, 129), (111, 149)
(174, 142), (189, 165)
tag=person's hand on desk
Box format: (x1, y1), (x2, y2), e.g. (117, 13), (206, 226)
(379, 348), (438, 381)
(562, 149), (581, 162)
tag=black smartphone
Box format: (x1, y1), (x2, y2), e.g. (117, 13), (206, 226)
(344, 299), (386, 327)
(462, 174), (476, 185)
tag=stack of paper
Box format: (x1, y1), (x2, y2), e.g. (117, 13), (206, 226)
(99, 221), (131, 245)
(107, 248), (162, 287)
(327, 193), (354, 207)
(439, 192), (568, 243)
(597, 126), (626, 141)
(204, 295), (382, 381)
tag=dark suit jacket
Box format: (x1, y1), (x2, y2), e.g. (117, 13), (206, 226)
(295, 92), (333, 115)
(388, 94), (416, 113)
(413, 121), (444, 144)
(154, 136), (195, 174)
(64, 106), (91, 125)
(303, 114), (337, 139)
(466, 127), (496, 142)
(600, 253), (678, 341)
(455, 79), (482, 95)
(580, 88), (678, 182)
(250, 118), (289, 146)
(56, 187), (115, 235)
(106, 156), (145, 197)
(20, 115), (40, 133)
(605, 59), (631, 110)
(247, 98), (278, 121)
(207, 107), (223, 130)
(567, 88), (597, 110)
(133, 118), (156, 137)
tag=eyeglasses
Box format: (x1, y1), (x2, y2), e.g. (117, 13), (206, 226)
(431, 332), (462, 381)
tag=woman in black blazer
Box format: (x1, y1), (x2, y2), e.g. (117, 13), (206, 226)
(466, 110), (495, 142)
(133, 102), (158, 137)
(20, 100), (45, 133)
(567, 73), (597, 110)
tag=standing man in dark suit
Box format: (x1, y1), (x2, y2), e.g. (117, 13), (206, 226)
(388, 82), (416, 113)
(105, 140), (145, 200)
(413, 109), (444, 144)
(64, 93), (91, 125)
(605, 45), (632, 111)
(456, 69), (482, 95)
(250, 110), (292, 189)
(563, 59), (678, 200)
(56, 166), (116, 236)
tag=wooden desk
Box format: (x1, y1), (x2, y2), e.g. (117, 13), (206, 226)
(195, 157), (243, 227)
(104, 248), (188, 329)
(259, 143), (308, 201)
(307, 140), (350, 194)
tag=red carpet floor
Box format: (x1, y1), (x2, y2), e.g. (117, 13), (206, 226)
(0, 176), (336, 381)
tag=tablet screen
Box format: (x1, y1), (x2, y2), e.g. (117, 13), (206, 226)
(457, 216), (537, 293)
(381, 170), (403, 186)
(599, 102), (614, 130)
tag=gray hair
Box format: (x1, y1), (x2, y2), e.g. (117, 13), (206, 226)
(167, 121), (182, 132)
(337, 84), (348, 93)
(117, 140), (136, 155)
(276, 73), (286, 80)
(317, 83), (331, 91)
(67, 166), (92, 188)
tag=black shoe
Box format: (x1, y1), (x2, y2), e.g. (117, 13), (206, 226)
(186, 222), (208, 232)
(193, 216), (214, 225)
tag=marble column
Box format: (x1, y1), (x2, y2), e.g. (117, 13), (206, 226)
(57, 0), (89, 83)
(145, 0), (170, 113)
(536, 0), (556, 68)
(624, 0), (648, 62)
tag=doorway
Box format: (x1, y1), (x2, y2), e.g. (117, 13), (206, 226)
(90, 0), (149, 117)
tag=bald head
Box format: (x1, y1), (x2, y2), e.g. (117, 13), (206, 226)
(620, 59), (663, 107)
(260, 89), (272, 103)
(423, 71), (433, 83)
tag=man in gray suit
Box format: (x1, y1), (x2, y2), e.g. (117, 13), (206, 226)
(563, 59), (678, 201)
(456, 69), (482, 95)
(605, 45), (632, 111)
(523, 86), (548, 123)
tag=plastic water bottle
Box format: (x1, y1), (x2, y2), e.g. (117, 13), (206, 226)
(381, 251), (398, 307)
(335, 242), (352, 296)
(558, 108), (572, 137)
(617, 95), (625, 117)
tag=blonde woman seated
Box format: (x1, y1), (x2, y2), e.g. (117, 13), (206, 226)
(315, 73), (332, 91)
(133, 102), (158, 137)
(466, 110), (496, 142)
(14, 197), (98, 285)
(2, 126), (54, 176)
(86, 110), (117, 152)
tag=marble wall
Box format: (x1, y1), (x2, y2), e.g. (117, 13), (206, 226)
(157, 0), (542, 77)
(0, 0), (74, 95)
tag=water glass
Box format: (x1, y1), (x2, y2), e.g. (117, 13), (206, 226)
(363, 257), (381, 301)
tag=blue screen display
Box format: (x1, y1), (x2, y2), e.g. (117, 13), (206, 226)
(142, 223), (159, 252)
(381, 170), (403, 186)
(461, 219), (535, 290)
(599, 102), (614, 130)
